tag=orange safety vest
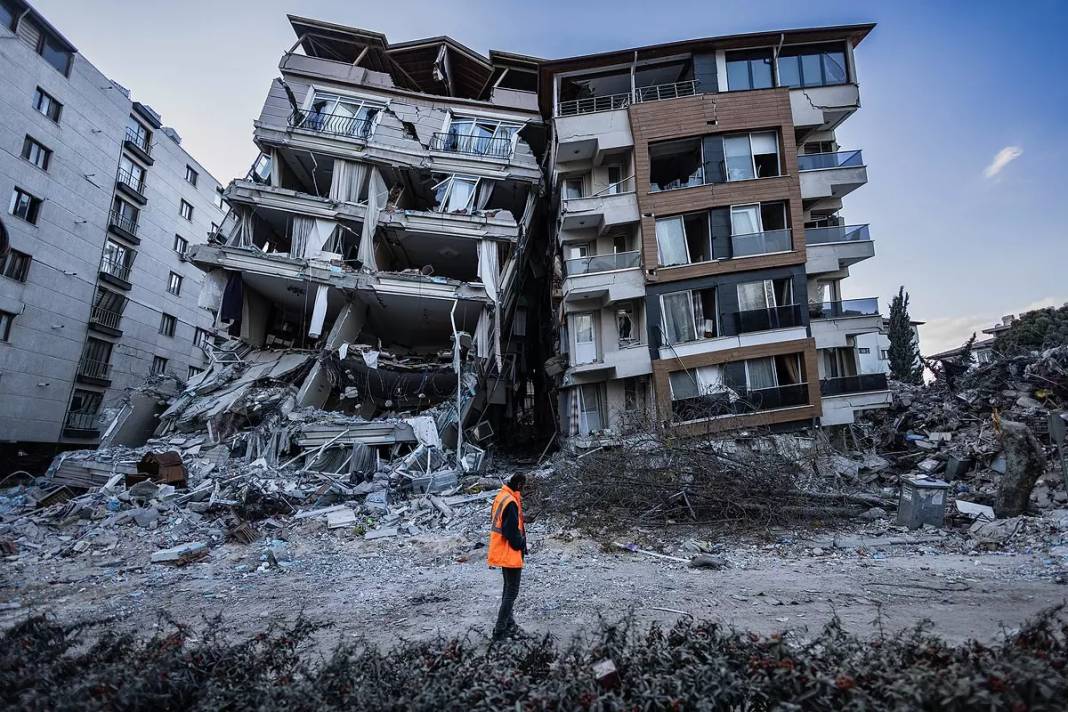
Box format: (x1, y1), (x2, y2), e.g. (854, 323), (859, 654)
(487, 485), (524, 569)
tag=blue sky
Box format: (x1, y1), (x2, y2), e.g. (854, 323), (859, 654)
(34, 0), (1068, 354)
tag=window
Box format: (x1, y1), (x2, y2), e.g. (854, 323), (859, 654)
(9, 188), (42, 224)
(562, 176), (585, 200)
(623, 377), (648, 415)
(159, 313), (176, 337)
(151, 356), (168, 375)
(249, 154), (272, 185)
(188, 366), (204, 379)
(804, 141), (836, 155)
(173, 234), (188, 256)
(194, 328), (212, 349)
(214, 186), (225, 208)
(0, 249), (31, 282)
(118, 156), (145, 192)
(21, 136), (51, 170)
(654, 212), (712, 266)
(661, 288), (718, 344)
(432, 175), (482, 213)
(443, 116), (519, 157)
(572, 312), (598, 365)
(179, 199), (193, 220)
(879, 349), (889, 360)
(67, 389), (102, 420)
(859, 347), (871, 354)
(185, 166), (198, 186)
(577, 384), (606, 435)
(649, 138), (703, 192)
(0, 1), (15, 29)
(617, 302), (638, 346)
(778, 43), (848, 89)
(726, 49), (774, 90)
(110, 197), (139, 233)
(101, 240), (133, 279)
(0, 309), (14, 342)
(606, 164), (624, 194)
(723, 131), (780, 181)
(303, 91), (381, 138)
(167, 272), (182, 295)
(32, 87), (62, 122)
(126, 116), (151, 153)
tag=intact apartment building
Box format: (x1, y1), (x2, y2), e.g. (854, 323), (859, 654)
(541, 25), (890, 439)
(187, 16), (546, 440)
(0, 0), (225, 467)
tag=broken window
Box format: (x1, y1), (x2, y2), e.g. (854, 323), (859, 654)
(442, 116), (519, 158)
(661, 288), (717, 344)
(496, 67), (538, 92)
(558, 68), (632, 114)
(623, 377), (648, 414)
(617, 302), (638, 346)
(302, 91), (381, 139)
(432, 175), (484, 213)
(649, 138), (703, 192)
(723, 131), (779, 181)
(577, 383), (607, 434)
(249, 153), (272, 184)
(725, 49), (774, 91)
(778, 43), (848, 88)
(655, 212), (711, 266)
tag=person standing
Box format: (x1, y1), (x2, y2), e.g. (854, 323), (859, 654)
(487, 473), (527, 641)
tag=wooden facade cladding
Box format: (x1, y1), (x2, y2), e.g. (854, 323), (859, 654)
(650, 337), (822, 432)
(627, 88), (808, 286)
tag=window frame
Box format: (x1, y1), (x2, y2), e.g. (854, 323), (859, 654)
(725, 49), (775, 91)
(0, 309), (14, 342)
(185, 165), (199, 186)
(151, 355), (168, 375)
(0, 248), (32, 282)
(21, 135), (52, 170)
(179, 199), (193, 221)
(32, 86), (62, 122)
(166, 271), (183, 296)
(159, 313), (177, 337)
(173, 234), (188, 256)
(9, 187), (42, 224)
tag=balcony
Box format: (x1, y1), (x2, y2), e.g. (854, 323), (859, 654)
(429, 132), (512, 160)
(554, 98), (634, 164)
(789, 84), (860, 136)
(99, 257), (132, 289)
(565, 251), (641, 276)
(288, 109), (373, 141)
(88, 305), (123, 336)
(562, 253), (644, 307)
(798, 150), (867, 206)
(732, 304), (805, 335)
(76, 358), (112, 386)
(808, 298), (879, 320)
(563, 343), (652, 386)
(63, 411), (100, 438)
(108, 208), (139, 243)
(633, 80), (699, 104)
(557, 92), (631, 118)
(115, 167), (147, 204)
(804, 224), (874, 274)
(731, 228), (793, 258)
(672, 383), (809, 422)
(560, 179), (640, 232)
(820, 372), (889, 396)
(123, 127), (153, 165)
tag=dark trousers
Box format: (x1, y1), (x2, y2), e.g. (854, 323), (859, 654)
(494, 567), (522, 635)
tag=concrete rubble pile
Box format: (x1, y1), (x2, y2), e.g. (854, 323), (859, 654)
(0, 338), (512, 567)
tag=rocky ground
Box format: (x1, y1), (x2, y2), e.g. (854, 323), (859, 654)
(3, 503), (1066, 649)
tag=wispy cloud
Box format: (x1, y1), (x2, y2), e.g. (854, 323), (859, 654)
(919, 295), (1064, 357)
(983, 145), (1023, 178)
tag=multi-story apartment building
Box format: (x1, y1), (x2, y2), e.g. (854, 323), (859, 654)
(540, 24), (889, 440)
(186, 16), (546, 445)
(0, 0), (225, 468)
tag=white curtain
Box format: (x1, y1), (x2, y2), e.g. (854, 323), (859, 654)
(290, 216), (314, 259)
(478, 240), (499, 302)
(696, 365), (725, 394)
(474, 310), (491, 359)
(358, 168), (387, 271)
(746, 357), (778, 390)
(475, 179), (494, 210)
(329, 160), (367, 203)
(669, 370), (701, 400)
(737, 280), (772, 311)
(655, 217), (689, 266)
(662, 292), (696, 344)
(313, 218), (337, 256)
(308, 284), (329, 339)
(731, 205), (761, 235)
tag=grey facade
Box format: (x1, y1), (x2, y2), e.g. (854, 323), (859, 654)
(0, 0), (224, 467)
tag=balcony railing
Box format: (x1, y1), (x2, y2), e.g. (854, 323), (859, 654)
(64, 411), (99, 431)
(78, 358), (111, 381)
(89, 305), (123, 331)
(124, 127), (151, 155)
(116, 167), (144, 194)
(672, 382), (809, 422)
(557, 92), (632, 117)
(731, 228), (792, 258)
(820, 373), (889, 396)
(634, 80), (699, 103)
(109, 208), (138, 235)
(798, 150), (864, 171)
(732, 304), (805, 334)
(808, 298), (880, 320)
(805, 224), (870, 245)
(737, 383), (809, 412)
(565, 251), (641, 276)
(100, 257), (132, 282)
(429, 132), (512, 159)
(288, 109), (373, 140)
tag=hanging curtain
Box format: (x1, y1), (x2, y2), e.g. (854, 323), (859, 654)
(313, 218), (337, 256)
(662, 292), (695, 344)
(747, 357), (778, 390)
(308, 284), (329, 339)
(478, 240), (499, 302)
(474, 310), (491, 358)
(782, 354), (802, 384)
(290, 215), (314, 259)
(567, 388), (580, 437)
(475, 179), (494, 211)
(329, 160), (368, 203)
(691, 290), (704, 338)
(655, 217), (688, 266)
(358, 168), (386, 271)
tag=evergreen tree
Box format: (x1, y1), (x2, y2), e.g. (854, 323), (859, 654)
(993, 305), (1068, 356)
(957, 332), (977, 367)
(887, 286), (923, 384)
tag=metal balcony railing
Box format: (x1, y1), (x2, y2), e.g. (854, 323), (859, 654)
(805, 224), (870, 245)
(731, 228), (792, 258)
(116, 167), (144, 193)
(556, 91), (632, 117)
(798, 150), (864, 171)
(820, 373), (889, 396)
(288, 109), (373, 139)
(100, 257), (132, 282)
(89, 305), (122, 331)
(671, 382), (809, 422)
(565, 251), (640, 276)
(78, 357), (111, 381)
(808, 298), (880, 319)
(634, 79), (699, 103)
(109, 208), (138, 235)
(430, 131), (513, 158)
(737, 383), (809, 412)
(64, 411), (99, 431)
(124, 127), (151, 155)
(732, 304), (805, 334)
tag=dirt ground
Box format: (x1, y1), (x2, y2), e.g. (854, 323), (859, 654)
(4, 514), (1067, 648)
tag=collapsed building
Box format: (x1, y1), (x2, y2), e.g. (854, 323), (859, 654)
(184, 17), (550, 461)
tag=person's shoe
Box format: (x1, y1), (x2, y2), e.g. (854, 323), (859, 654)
(507, 622), (532, 639)
(491, 627), (509, 643)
